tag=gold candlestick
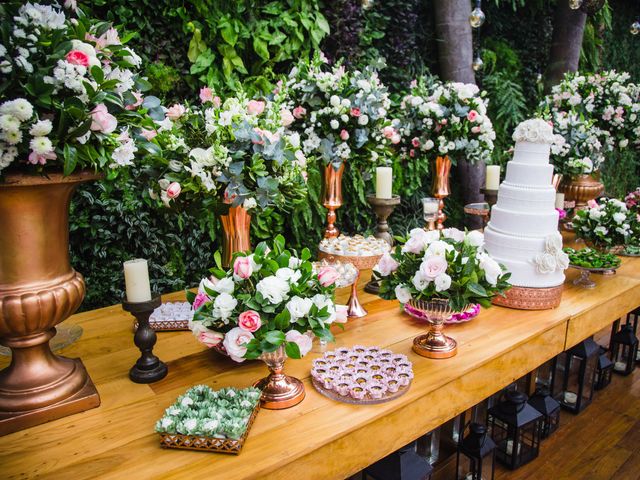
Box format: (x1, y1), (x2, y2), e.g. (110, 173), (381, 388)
(432, 156), (451, 230)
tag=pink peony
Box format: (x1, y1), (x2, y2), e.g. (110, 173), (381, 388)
(293, 106), (307, 119)
(233, 256), (253, 279)
(285, 330), (313, 357)
(140, 128), (157, 141)
(318, 266), (340, 287)
(238, 310), (262, 333)
(587, 199), (599, 209)
(350, 107), (361, 117)
(375, 253), (399, 277)
(247, 100), (266, 116)
(166, 104), (186, 120)
(411, 137), (420, 148)
(199, 87), (214, 104)
(382, 126), (395, 139)
(198, 330), (224, 348)
(339, 129), (349, 141)
(90, 104), (117, 134)
(467, 110), (478, 122)
(28, 151), (56, 165)
(66, 49), (90, 67)
(280, 109), (294, 127)
(334, 305), (349, 324)
(166, 182), (181, 199)
(125, 91), (143, 111)
(192, 291), (210, 310)
(420, 256), (448, 280)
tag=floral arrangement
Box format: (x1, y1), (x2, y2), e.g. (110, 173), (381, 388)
(397, 77), (495, 165)
(187, 235), (347, 362)
(145, 92), (307, 210)
(376, 228), (511, 311)
(155, 385), (261, 439)
(280, 52), (394, 169)
(625, 187), (640, 215)
(572, 198), (633, 250)
(0, 2), (156, 177)
(624, 187), (640, 246)
(545, 71), (639, 151)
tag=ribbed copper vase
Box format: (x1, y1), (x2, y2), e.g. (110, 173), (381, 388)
(0, 171), (100, 435)
(322, 162), (345, 238)
(432, 156), (451, 230)
(560, 173), (605, 209)
(220, 205), (251, 268)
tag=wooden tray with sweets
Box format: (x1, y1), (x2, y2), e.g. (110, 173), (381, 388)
(317, 250), (382, 270)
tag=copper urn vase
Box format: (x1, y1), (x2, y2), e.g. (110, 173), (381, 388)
(220, 205), (251, 268)
(0, 171), (100, 435)
(431, 156), (451, 230)
(559, 173), (605, 209)
(253, 345), (305, 409)
(322, 162), (345, 238)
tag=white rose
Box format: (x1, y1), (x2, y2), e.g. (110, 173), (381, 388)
(555, 251), (570, 271)
(288, 257), (302, 269)
(481, 257), (503, 286)
(434, 273), (452, 292)
(256, 276), (290, 304)
(212, 277), (235, 294)
(594, 226), (608, 236)
(243, 197), (257, 210)
(330, 95), (341, 107)
(358, 114), (369, 125)
(412, 271), (430, 291)
(425, 240), (453, 257)
(613, 212), (626, 224)
(394, 285), (412, 304)
(619, 139), (629, 148)
(222, 327), (254, 362)
(286, 296), (313, 321)
(330, 119), (339, 129)
(442, 228), (465, 243)
(465, 230), (484, 248)
(545, 233), (563, 254)
(311, 294), (336, 323)
(402, 236), (426, 255)
(212, 292), (237, 320)
(534, 253), (557, 275)
(198, 277), (217, 294)
(275, 267), (302, 284)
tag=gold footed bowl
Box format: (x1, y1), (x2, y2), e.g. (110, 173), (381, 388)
(0, 171), (101, 436)
(408, 298), (457, 359)
(253, 346), (305, 409)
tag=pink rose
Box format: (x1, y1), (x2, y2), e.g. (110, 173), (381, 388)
(350, 107), (361, 117)
(90, 104), (117, 134)
(410, 79), (417, 88)
(166, 182), (181, 199)
(140, 128), (157, 141)
(247, 100), (266, 116)
(409, 149), (416, 158)
(440, 119), (448, 125)
(293, 106), (307, 119)
(66, 49), (90, 67)
(340, 129), (349, 141)
(233, 256), (253, 279)
(471, 126), (481, 134)
(281, 109), (294, 127)
(587, 199), (599, 209)
(238, 310), (262, 333)
(223, 327), (254, 362)
(391, 134), (401, 144)
(126, 91), (144, 111)
(318, 266), (340, 287)
(382, 126), (395, 139)
(285, 330), (313, 357)
(402, 236), (425, 255)
(199, 87), (214, 104)
(467, 110), (478, 122)
(411, 137), (420, 148)
(192, 291), (210, 310)
(376, 253), (399, 277)
(212, 96), (221, 108)
(166, 104), (186, 120)
(198, 330), (224, 348)
(420, 256), (448, 280)
(334, 305), (348, 324)
(28, 151), (56, 165)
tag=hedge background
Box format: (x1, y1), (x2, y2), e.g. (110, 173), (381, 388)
(72, 0), (640, 310)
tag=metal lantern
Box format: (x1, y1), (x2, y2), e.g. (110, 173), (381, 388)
(594, 346), (614, 391)
(527, 387), (561, 439)
(364, 441), (433, 480)
(610, 323), (639, 376)
(487, 390), (542, 470)
(551, 338), (599, 414)
(632, 20), (640, 35)
(469, 0), (485, 28)
(456, 423), (496, 480)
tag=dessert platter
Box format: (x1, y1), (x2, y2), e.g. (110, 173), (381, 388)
(483, 119), (569, 310)
(318, 234), (390, 270)
(135, 301), (193, 331)
(311, 346), (414, 405)
(312, 259), (359, 288)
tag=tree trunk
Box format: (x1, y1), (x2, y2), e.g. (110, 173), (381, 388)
(544, 0), (588, 92)
(433, 0), (484, 228)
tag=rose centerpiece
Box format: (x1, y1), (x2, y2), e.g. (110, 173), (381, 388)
(187, 235), (347, 409)
(572, 198), (634, 253)
(376, 228), (511, 358)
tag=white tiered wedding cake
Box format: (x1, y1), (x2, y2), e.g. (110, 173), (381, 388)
(484, 119), (568, 308)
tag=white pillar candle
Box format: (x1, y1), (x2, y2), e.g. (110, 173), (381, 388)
(563, 391), (577, 405)
(555, 193), (565, 209)
(375, 166), (393, 199)
(485, 165), (501, 190)
(614, 361), (626, 372)
(423, 198), (439, 214)
(123, 259), (152, 303)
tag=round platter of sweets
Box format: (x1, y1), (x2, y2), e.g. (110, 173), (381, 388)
(318, 234), (390, 270)
(310, 346), (413, 405)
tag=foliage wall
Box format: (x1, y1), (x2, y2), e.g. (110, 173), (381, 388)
(72, 0), (639, 310)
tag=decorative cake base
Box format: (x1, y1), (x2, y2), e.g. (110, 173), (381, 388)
(492, 285), (563, 310)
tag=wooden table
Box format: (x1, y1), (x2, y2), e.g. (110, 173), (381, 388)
(1, 257), (640, 480)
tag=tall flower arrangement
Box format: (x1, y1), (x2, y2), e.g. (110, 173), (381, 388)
(397, 78), (495, 165)
(280, 52), (395, 170)
(0, 2), (155, 177)
(146, 92), (307, 211)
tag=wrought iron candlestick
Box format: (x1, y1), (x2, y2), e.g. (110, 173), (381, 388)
(364, 194), (401, 294)
(122, 295), (168, 384)
(481, 187), (498, 209)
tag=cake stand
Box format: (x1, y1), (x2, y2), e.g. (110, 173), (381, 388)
(570, 264), (618, 289)
(463, 202), (490, 230)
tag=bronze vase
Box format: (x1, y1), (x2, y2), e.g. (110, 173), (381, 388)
(220, 204), (251, 268)
(559, 173), (605, 209)
(432, 156), (451, 230)
(322, 162), (345, 238)
(0, 171), (100, 436)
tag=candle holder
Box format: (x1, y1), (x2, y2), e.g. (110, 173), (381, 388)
(122, 295), (168, 384)
(464, 202), (491, 230)
(481, 188), (499, 208)
(422, 197), (439, 231)
(364, 194), (401, 295)
(432, 156), (451, 230)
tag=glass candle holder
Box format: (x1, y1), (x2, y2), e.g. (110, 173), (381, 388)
(422, 197), (439, 231)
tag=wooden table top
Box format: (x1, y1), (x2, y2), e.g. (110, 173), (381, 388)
(1, 248), (640, 480)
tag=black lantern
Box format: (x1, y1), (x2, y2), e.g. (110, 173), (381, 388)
(551, 338), (599, 414)
(364, 441), (433, 480)
(487, 390), (542, 470)
(610, 323), (639, 376)
(594, 346), (614, 390)
(527, 387), (560, 439)
(456, 423), (496, 480)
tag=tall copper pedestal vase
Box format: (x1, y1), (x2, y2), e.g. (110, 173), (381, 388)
(322, 162), (345, 238)
(432, 156), (451, 230)
(0, 172), (100, 436)
(220, 205), (251, 268)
